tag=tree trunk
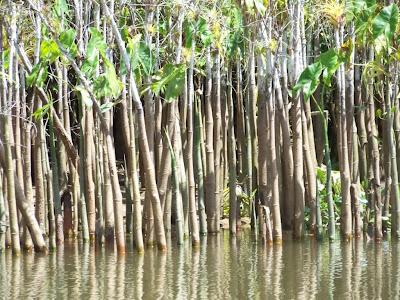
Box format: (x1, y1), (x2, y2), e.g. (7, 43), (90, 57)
(205, 47), (217, 233)
(292, 0), (305, 239)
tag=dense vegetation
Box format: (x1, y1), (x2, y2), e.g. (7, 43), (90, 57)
(0, 0), (400, 255)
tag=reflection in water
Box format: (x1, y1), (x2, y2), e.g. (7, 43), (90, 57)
(1, 231), (400, 299)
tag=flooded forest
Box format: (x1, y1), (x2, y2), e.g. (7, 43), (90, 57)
(1, 0), (400, 298)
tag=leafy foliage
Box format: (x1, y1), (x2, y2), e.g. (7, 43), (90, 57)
(32, 102), (51, 120)
(372, 4), (399, 42)
(293, 45), (353, 100)
(82, 28), (107, 78)
(59, 29), (77, 58)
(26, 62), (47, 88)
(53, 0), (69, 18)
(293, 62), (323, 100)
(40, 40), (60, 63)
(93, 60), (123, 99)
(150, 63), (186, 102)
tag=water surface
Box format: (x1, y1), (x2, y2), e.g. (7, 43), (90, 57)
(1, 231), (399, 299)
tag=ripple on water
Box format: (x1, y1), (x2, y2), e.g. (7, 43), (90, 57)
(1, 233), (400, 299)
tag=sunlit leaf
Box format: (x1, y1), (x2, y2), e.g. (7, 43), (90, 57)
(59, 29), (77, 57)
(93, 60), (122, 99)
(100, 102), (114, 113)
(197, 17), (213, 47)
(26, 62), (48, 88)
(86, 28), (107, 65)
(53, 0), (69, 18)
(254, 0), (266, 15)
(372, 4), (399, 41)
(319, 49), (340, 86)
(151, 63), (186, 102)
(1, 49), (10, 71)
(40, 40), (61, 63)
(32, 102), (51, 120)
(293, 62), (323, 100)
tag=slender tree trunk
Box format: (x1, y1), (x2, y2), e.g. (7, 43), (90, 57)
(195, 98), (207, 235)
(292, 0), (305, 239)
(1, 15), (20, 254)
(365, 48), (382, 241)
(387, 63), (400, 238)
(0, 170), (5, 251)
(269, 67), (282, 243)
(143, 4), (156, 247)
(336, 24), (352, 240)
(275, 61), (294, 231)
(187, 39), (200, 245)
(205, 47), (217, 233)
(100, 1), (166, 250)
(49, 116), (64, 245)
(212, 50), (222, 234)
(84, 107), (96, 242)
(227, 65), (237, 235)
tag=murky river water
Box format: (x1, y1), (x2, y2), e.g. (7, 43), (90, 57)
(0, 230), (399, 299)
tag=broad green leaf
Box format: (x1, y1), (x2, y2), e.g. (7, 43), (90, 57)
(197, 17), (213, 47)
(40, 40), (61, 63)
(82, 28), (107, 78)
(137, 42), (153, 76)
(347, 0), (376, 16)
(93, 60), (122, 99)
(319, 49), (340, 86)
(372, 4), (399, 41)
(184, 19), (195, 49)
(151, 63), (186, 102)
(59, 29), (77, 57)
(32, 102), (51, 120)
(26, 62), (48, 88)
(53, 0), (69, 18)
(293, 62), (323, 100)
(121, 35), (153, 77)
(86, 28), (107, 66)
(165, 64), (186, 101)
(75, 85), (92, 107)
(100, 102), (114, 113)
(1, 49), (10, 70)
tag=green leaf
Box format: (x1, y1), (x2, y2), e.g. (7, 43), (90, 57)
(372, 4), (399, 41)
(100, 102), (115, 113)
(184, 19), (195, 49)
(86, 28), (107, 65)
(82, 28), (107, 78)
(40, 40), (61, 63)
(348, 0), (376, 16)
(319, 49), (340, 86)
(293, 62), (323, 100)
(59, 29), (77, 57)
(53, 0), (69, 18)
(75, 85), (92, 107)
(137, 42), (153, 76)
(93, 60), (122, 99)
(121, 35), (153, 77)
(197, 17), (213, 47)
(1, 49), (10, 71)
(151, 63), (186, 102)
(26, 62), (48, 88)
(32, 102), (51, 121)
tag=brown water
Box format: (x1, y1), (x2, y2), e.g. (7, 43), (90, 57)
(0, 231), (399, 299)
